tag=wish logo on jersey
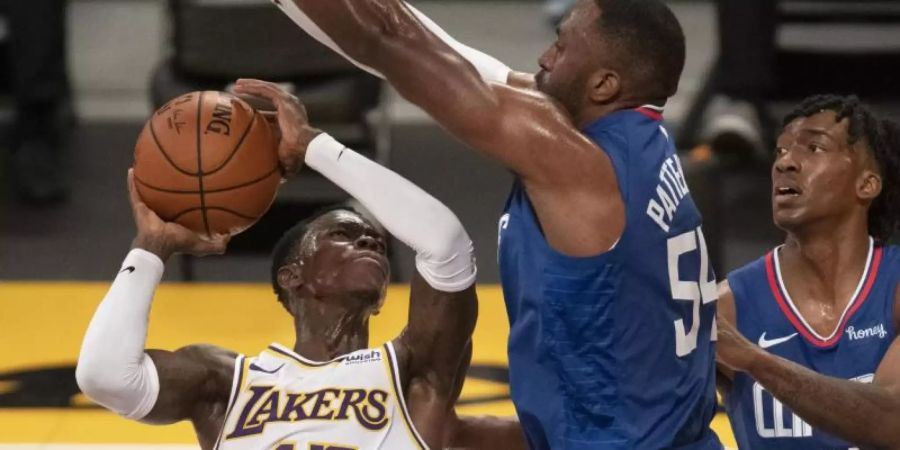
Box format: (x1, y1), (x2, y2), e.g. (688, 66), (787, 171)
(342, 349), (382, 365)
(225, 386), (390, 438)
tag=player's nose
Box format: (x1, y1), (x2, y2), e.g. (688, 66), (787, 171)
(355, 235), (382, 253)
(775, 148), (800, 173)
(538, 46), (555, 72)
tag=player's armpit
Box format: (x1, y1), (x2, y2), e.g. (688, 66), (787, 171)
(142, 344), (236, 426)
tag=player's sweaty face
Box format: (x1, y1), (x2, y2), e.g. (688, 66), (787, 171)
(772, 112), (864, 231)
(300, 211), (390, 299)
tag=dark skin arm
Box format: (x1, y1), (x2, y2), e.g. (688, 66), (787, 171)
(718, 282), (900, 449)
(254, 0), (624, 257)
(443, 343), (527, 450)
(122, 170), (237, 449)
(393, 274), (478, 448)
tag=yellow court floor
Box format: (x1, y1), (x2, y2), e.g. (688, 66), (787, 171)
(0, 283), (736, 447)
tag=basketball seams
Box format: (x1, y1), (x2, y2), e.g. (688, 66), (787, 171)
(196, 91), (212, 237)
(168, 206), (257, 222)
(137, 90), (280, 237)
(148, 119), (200, 176)
(203, 108), (260, 176)
(134, 166), (280, 194)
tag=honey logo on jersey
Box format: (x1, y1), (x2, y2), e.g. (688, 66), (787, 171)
(847, 323), (888, 341)
(343, 349), (381, 365)
(225, 386), (390, 439)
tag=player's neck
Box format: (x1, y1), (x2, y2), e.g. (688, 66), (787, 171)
(781, 222), (871, 304)
(291, 295), (371, 361)
(576, 97), (664, 129)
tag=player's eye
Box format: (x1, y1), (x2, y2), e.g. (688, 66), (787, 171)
(775, 147), (788, 156)
(329, 230), (350, 239)
(809, 143), (826, 153)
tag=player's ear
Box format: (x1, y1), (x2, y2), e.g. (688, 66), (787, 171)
(858, 169), (882, 202)
(277, 263), (303, 296)
(588, 69), (620, 104)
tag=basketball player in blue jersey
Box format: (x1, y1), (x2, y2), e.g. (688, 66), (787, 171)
(717, 95), (900, 449)
(76, 84), (484, 449)
(259, 0), (721, 448)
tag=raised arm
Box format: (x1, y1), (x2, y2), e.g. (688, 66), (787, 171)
(234, 81), (478, 446)
(76, 172), (235, 447)
(261, 0), (623, 256)
(272, 0), (515, 85)
(278, 1), (608, 185)
(717, 284), (900, 449)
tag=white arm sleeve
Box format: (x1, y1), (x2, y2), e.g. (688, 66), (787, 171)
(75, 249), (163, 420)
(305, 133), (476, 292)
(272, 0), (512, 84)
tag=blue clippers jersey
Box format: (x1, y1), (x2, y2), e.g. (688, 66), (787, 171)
(498, 108), (721, 450)
(725, 240), (899, 450)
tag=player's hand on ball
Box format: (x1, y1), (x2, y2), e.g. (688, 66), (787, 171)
(127, 169), (230, 260)
(715, 311), (761, 373)
(233, 79), (322, 177)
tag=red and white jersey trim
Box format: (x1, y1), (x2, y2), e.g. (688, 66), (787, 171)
(766, 237), (882, 348)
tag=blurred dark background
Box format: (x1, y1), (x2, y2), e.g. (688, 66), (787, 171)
(1, 0), (900, 283)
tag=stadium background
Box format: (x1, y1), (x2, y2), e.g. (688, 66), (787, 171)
(2, 0), (899, 448)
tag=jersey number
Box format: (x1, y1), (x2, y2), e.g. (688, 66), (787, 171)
(667, 227), (717, 357)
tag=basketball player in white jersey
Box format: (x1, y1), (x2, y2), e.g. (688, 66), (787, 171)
(76, 82), (479, 450)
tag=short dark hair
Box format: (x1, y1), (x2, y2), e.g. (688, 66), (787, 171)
(784, 94), (900, 243)
(270, 205), (363, 305)
(594, 0), (686, 100)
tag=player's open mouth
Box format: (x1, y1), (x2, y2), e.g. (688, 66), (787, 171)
(775, 186), (801, 197)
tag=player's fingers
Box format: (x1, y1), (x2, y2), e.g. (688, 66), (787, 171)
(235, 93), (277, 112)
(195, 234), (231, 255)
(127, 169), (147, 213)
(233, 79), (287, 102)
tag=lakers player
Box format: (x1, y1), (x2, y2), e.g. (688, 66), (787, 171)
(257, 1), (721, 448)
(76, 84), (478, 450)
(717, 95), (900, 449)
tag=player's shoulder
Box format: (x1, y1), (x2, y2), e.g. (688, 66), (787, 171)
(262, 342), (387, 369)
(878, 244), (900, 269)
(174, 344), (238, 373)
(727, 252), (771, 285)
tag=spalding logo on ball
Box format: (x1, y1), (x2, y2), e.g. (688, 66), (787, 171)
(133, 91), (281, 237)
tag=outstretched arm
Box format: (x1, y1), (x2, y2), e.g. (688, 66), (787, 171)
(718, 284), (900, 449)
(262, 0), (623, 257)
(278, 0), (608, 186)
(76, 171), (234, 438)
(272, 0), (516, 85)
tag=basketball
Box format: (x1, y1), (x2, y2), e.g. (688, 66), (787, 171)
(133, 91), (281, 238)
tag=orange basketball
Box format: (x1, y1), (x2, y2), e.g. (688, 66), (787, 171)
(133, 91), (281, 238)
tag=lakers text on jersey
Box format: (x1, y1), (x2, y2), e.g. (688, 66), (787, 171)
(215, 342), (428, 450)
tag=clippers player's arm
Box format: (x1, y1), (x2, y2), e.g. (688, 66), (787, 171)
(232, 80), (478, 447)
(255, 0), (624, 257)
(76, 172), (236, 449)
(270, 0), (534, 87)
(717, 282), (900, 449)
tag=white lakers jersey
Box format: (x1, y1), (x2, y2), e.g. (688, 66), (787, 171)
(215, 342), (429, 450)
